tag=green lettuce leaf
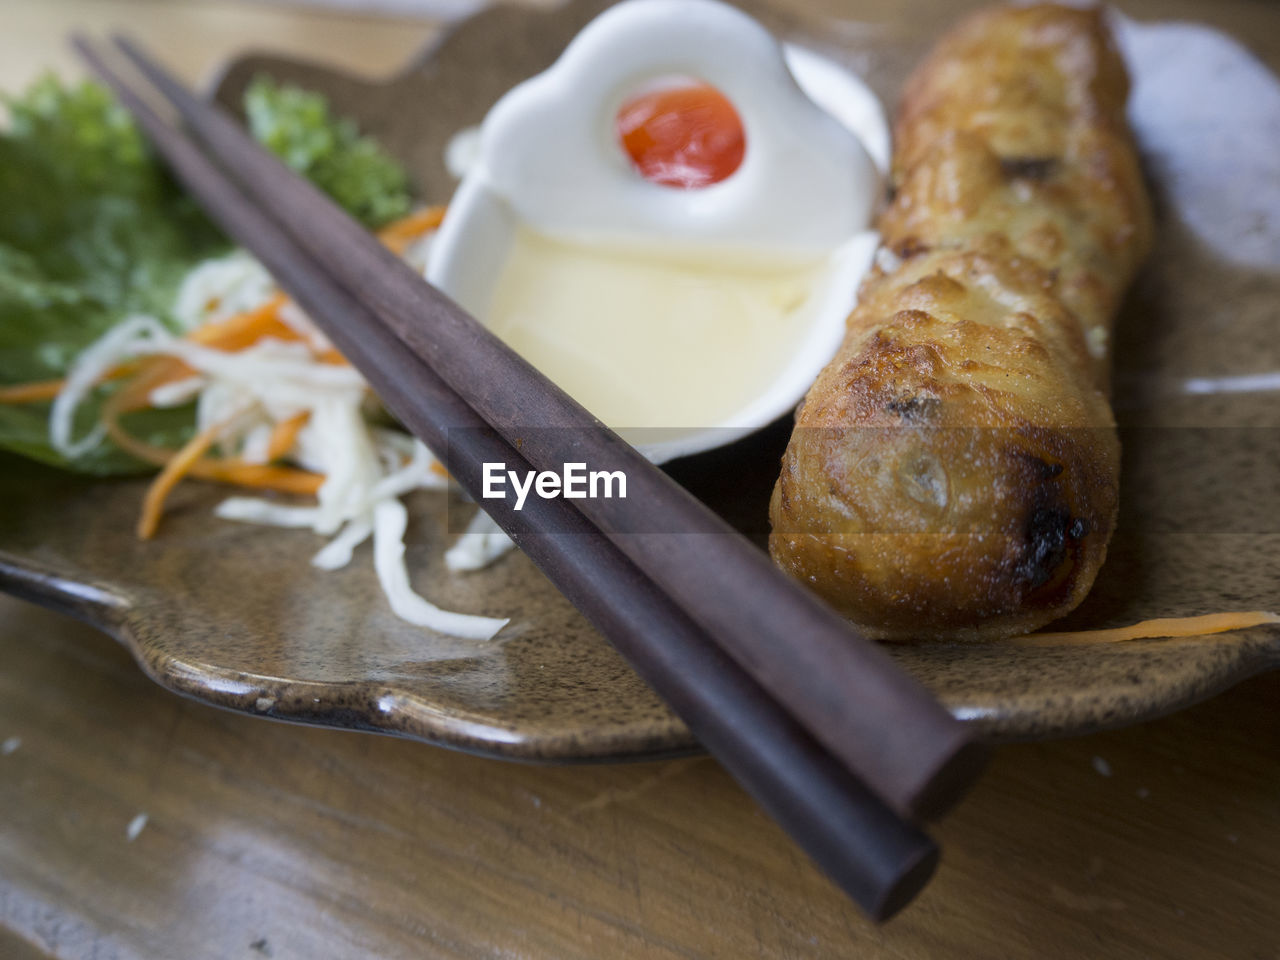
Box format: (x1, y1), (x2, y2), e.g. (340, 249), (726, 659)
(0, 76), (226, 473)
(245, 76), (411, 230)
(0, 74), (412, 475)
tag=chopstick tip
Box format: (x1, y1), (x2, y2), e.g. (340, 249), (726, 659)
(873, 838), (939, 923)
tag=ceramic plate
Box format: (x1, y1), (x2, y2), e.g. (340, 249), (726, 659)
(2, 0), (1279, 758)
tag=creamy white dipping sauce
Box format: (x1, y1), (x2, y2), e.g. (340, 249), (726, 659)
(486, 226), (825, 431)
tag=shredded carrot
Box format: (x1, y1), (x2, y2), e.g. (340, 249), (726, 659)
(313, 348), (348, 366)
(0, 296), (289, 409)
(0, 297), (290, 410)
(135, 414), (323, 538)
(266, 411), (309, 462)
(187, 293), (292, 351)
(1010, 611), (1280, 645)
(105, 407), (322, 497)
(138, 419), (230, 539)
(101, 362), (324, 498)
(97, 298), (303, 422)
(377, 205), (447, 254)
(0, 361), (140, 405)
(193, 461), (323, 495)
(191, 293), (354, 365)
(104, 356), (195, 418)
(0, 378), (67, 404)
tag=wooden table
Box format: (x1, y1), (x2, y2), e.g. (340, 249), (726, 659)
(2, 2), (1279, 957)
(4, 594), (1280, 959)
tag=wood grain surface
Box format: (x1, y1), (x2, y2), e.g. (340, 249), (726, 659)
(2, 1), (1279, 957)
(2, 594), (1279, 958)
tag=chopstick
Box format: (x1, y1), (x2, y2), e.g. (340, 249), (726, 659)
(108, 33), (985, 824)
(71, 36), (939, 920)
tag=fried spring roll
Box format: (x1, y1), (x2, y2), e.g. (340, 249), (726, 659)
(769, 3), (1152, 641)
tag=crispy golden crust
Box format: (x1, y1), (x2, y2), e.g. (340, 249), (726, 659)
(769, 3), (1152, 641)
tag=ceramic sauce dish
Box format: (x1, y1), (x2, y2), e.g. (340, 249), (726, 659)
(427, 0), (887, 462)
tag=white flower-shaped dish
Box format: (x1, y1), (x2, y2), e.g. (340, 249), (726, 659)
(427, 0), (888, 462)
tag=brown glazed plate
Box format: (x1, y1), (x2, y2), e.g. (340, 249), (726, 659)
(2, 0), (1279, 759)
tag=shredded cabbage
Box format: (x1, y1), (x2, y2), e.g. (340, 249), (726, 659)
(49, 248), (510, 640)
(16, 75), (510, 640)
(446, 509), (517, 572)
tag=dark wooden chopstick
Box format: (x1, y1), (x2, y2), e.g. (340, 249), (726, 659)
(108, 33), (984, 822)
(71, 36), (940, 920)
